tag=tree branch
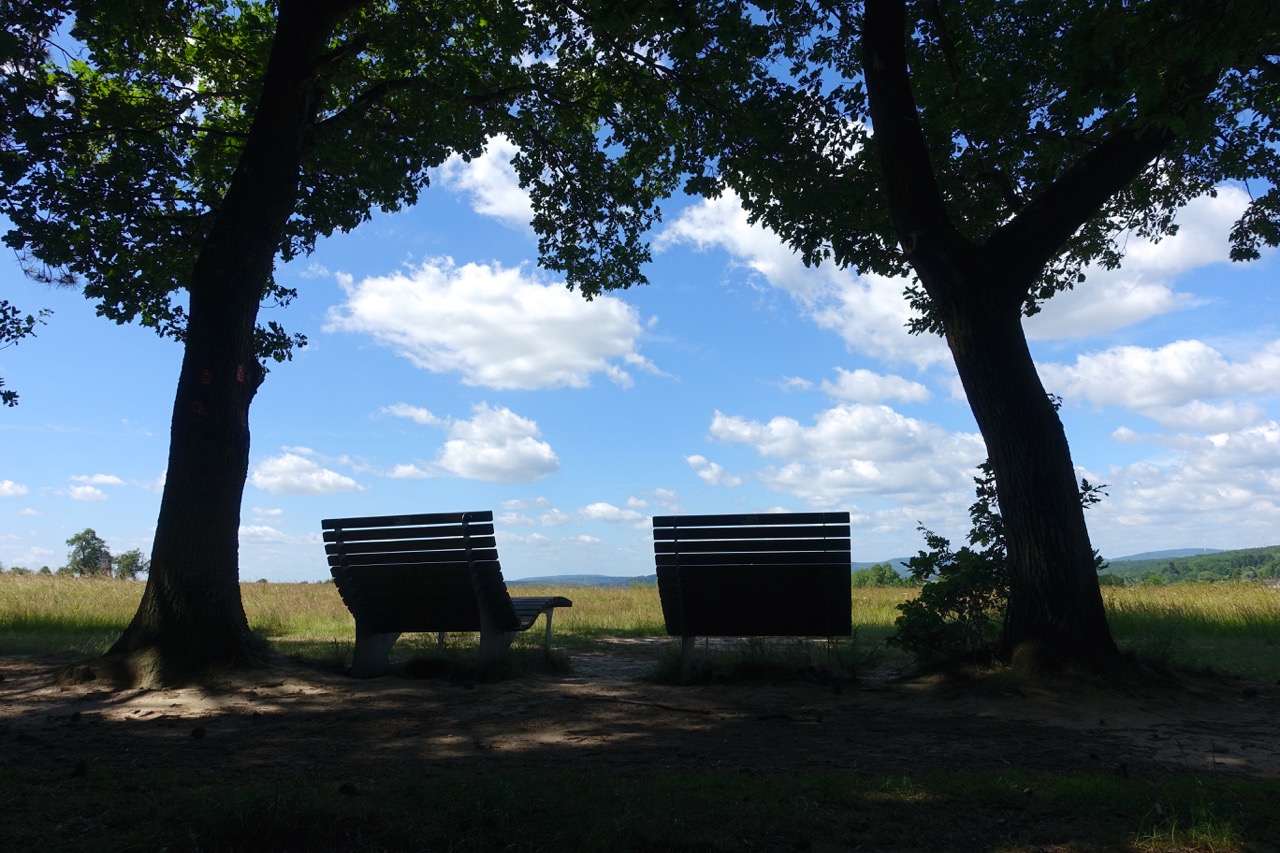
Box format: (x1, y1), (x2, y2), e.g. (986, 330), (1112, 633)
(861, 0), (972, 280)
(312, 77), (533, 140)
(987, 122), (1175, 282)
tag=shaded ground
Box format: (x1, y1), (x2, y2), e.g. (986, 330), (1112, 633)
(1, 641), (1278, 850)
(3, 641), (1277, 780)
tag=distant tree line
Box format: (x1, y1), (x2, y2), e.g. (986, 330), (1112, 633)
(1, 528), (149, 579)
(1098, 546), (1280, 586)
(851, 563), (911, 588)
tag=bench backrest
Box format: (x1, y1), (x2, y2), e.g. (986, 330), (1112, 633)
(322, 510), (520, 634)
(653, 512), (852, 637)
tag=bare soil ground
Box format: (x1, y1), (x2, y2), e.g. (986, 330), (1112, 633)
(2, 639), (1277, 787)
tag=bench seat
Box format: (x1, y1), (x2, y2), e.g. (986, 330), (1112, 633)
(653, 512), (852, 680)
(323, 510), (571, 676)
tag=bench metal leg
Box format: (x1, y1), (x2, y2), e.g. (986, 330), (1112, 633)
(681, 635), (696, 684)
(478, 628), (516, 663)
(543, 606), (555, 650)
(350, 628), (401, 678)
(477, 604), (516, 663)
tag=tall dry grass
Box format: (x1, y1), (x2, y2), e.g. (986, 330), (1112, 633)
(510, 582), (667, 638)
(0, 574), (141, 654)
(1103, 582), (1280, 679)
(2, 575), (1275, 679)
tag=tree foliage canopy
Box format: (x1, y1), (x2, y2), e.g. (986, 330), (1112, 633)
(63, 527), (111, 577)
(0, 299), (49, 407)
(0, 0), (705, 360)
(113, 548), (148, 580)
(631, 0), (1280, 324)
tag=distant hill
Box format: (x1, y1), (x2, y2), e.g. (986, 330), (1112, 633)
(506, 545), (1280, 588)
(1107, 548), (1223, 562)
(507, 574), (656, 588)
(1100, 545), (1279, 582)
(511, 562), (920, 588)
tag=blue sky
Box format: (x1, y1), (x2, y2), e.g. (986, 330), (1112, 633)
(2, 136), (1278, 581)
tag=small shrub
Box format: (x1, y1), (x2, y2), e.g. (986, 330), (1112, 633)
(888, 529), (1007, 665)
(888, 461), (1106, 666)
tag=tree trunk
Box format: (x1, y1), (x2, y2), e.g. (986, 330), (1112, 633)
(862, 0), (1122, 672)
(104, 2), (350, 685)
(937, 278), (1120, 671)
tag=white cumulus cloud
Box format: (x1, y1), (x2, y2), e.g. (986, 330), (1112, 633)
(326, 258), (658, 390)
(70, 474), (125, 486)
(540, 508), (572, 526)
(67, 485), (107, 502)
(239, 525), (290, 544)
(1087, 421), (1280, 555)
(435, 403), (560, 483)
(1040, 338), (1280, 430)
(251, 451), (364, 495)
(658, 192), (951, 368)
(379, 403), (444, 426)
(709, 404), (985, 506)
(0, 480), (29, 497)
(438, 135), (533, 228)
(820, 368), (931, 404)
(578, 501), (644, 522)
(685, 454), (744, 487)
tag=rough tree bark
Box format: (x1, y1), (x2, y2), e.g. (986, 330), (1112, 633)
(105, 1), (361, 685)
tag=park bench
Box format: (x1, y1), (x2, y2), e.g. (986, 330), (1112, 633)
(322, 510), (572, 677)
(652, 511), (852, 681)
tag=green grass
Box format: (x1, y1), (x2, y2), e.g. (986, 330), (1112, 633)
(4, 763), (1274, 852)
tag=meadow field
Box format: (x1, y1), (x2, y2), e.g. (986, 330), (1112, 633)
(2, 574), (1276, 680)
(2, 575), (1278, 852)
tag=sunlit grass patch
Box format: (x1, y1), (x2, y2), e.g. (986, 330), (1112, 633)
(0, 575), (141, 655)
(3, 575), (1277, 683)
(512, 582), (668, 641)
(240, 579), (351, 638)
(1104, 583), (1280, 680)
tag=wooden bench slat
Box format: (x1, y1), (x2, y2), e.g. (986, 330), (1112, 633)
(652, 511), (848, 528)
(655, 552), (850, 567)
(328, 550), (499, 568)
(323, 522), (496, 543)
(323, 510), (493, 529)
(325, 537), (497, 556)
(652, 524), (851, 542)
(654, 537), (849, 555)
